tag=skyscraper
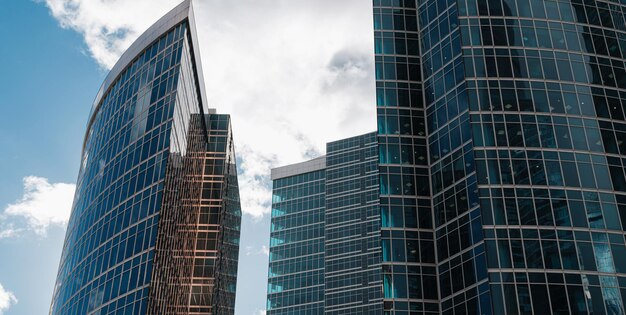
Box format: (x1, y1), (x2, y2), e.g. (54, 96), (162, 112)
(376, 0), (626, 313)
(49, 1), (241, 314)
(269, 0), (626, 314)
(268, 133), (382, 314)
(268, 156), (326, 315)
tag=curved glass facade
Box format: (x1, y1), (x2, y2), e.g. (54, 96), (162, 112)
(50, 2), (240, 314)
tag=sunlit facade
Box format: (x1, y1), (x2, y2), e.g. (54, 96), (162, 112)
(49, 1), (240, 314)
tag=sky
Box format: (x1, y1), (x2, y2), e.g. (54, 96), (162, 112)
(0, 0), (375, 314)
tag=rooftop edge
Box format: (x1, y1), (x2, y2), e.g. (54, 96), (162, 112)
(82, 0), (209, 150)
(270, 156), (326, 180)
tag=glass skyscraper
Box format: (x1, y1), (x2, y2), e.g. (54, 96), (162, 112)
(49, 1), (241, 314)
(268, 156), (326, 315)
(268, 133), (382, 315)
(269, 0), (626, 314)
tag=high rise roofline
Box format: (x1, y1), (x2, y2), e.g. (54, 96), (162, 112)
(270, 131), (378, 180)
(83, 0), (208, 149)
(271, 156), (326, 180)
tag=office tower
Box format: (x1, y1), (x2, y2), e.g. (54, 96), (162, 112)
(268, 133), (383, 314)
(374, 0), (626, 314)
(268, 156), (326, 315)
(323, 133), (382, 314)
(49, 1), (241, 314)
(269, 0), (626, 314)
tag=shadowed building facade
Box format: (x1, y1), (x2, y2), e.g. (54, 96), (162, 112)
(269, 0), (626, 314)
(268, 157), (326, 315)
(49, 1), (240, 314)
(375, 0), (626, 313)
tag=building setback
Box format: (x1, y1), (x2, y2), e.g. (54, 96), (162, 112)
(268, 0), (626, 314)
(49, 1), (241, 314)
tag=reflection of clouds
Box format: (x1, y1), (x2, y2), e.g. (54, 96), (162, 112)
(87, 287), (105, 311)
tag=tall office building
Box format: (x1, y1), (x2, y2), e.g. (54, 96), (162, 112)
(375, 0), (626, 313)
(49, 1), (241, 314)
(268, 156), (326, 315)
(269, 0), (626, 314)
(268, 133), (382, 314)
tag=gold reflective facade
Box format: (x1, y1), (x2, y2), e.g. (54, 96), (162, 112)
(188, 115), (240, 315)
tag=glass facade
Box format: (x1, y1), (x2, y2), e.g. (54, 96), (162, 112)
(459, 0), (626, 313)
(268, 162), (326, 314)
(267, 133), (382, 314)
(373, 1), (439, 314)
(198, 114), (241, 315)
(271, 0), (626, 314)
(50, 2), (240, 315)
(374, 0), (626, 314)
(324, 133), (382, 314)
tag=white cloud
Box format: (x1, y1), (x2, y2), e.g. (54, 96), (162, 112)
(0, 283), (17, 315)
(42, 0), (376, 219)
(44, 0), (180, 68)
(0, 225), (22, 240)
(2, 176), (75, 236)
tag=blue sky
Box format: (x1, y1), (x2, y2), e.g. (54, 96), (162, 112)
(0, 1), (102, 314)
(0, 1), (374, 314)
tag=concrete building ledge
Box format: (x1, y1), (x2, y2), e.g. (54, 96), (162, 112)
(271, 156), (326, 180)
